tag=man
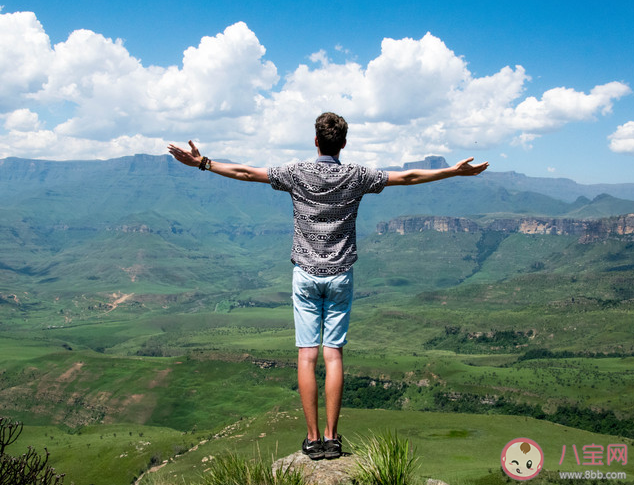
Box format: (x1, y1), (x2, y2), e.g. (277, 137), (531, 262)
(168, 112), (488, 460)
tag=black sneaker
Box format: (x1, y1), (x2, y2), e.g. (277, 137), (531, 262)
(302, 436), (324, 460)
(323, 434), (342, 459)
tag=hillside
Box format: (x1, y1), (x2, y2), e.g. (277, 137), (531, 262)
(2, 154), (634, 485)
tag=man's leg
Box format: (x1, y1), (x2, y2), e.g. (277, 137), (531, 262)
(323, 345), (343, 440)
(297, 346), (320, 441)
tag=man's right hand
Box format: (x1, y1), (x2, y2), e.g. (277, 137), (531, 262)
(167, 140), (203, 168)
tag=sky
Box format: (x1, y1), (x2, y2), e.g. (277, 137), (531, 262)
(1, 0), (633, 184)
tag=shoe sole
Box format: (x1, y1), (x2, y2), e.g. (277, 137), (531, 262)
(302, 450), (325, 460)
(324, 445), (342, 459)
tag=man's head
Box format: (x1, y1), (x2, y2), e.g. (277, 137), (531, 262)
(315, 112), (347, 156)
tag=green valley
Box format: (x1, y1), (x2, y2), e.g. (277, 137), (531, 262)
(1, 155), (634, 484)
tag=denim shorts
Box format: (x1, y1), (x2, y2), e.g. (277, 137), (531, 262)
(292, 265), (353, 348)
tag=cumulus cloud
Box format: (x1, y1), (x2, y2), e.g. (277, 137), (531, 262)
(0, 128), (169, 160)
(3, 109), (41, 131)
(0, 10), (631, 164)
(30, 21), (278, 140)
(511, 82), (631, 132)
(0, 11), (52, 109)
(609, 121), (634, 155)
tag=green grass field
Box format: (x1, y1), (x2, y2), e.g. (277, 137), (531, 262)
(2, 227), (634, 484)
(131, 409), (634, 485)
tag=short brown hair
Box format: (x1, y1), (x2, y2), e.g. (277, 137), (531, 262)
(315, 112), (348, 156)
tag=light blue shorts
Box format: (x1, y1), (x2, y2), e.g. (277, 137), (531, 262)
(292, 265), (353, 348)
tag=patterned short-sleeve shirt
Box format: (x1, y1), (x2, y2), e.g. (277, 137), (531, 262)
(268, 156), (389, 275)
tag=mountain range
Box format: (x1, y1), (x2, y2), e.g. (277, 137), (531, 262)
(2, 154), (634, 234)
(2, 153), (634, 300)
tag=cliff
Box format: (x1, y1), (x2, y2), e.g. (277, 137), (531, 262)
(376, 214), (634, 243)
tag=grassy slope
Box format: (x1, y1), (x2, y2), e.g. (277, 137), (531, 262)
(3, 224), (634, 483)
(135, 409), (634, 485)
(12, 407), (634, 484)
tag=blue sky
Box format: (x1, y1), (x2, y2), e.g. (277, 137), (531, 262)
(1, 0), (633, 184)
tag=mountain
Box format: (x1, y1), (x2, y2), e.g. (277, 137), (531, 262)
(479, 170), (634, 202)
(384, 155), (634, 202)
(2, 155), (634, 237)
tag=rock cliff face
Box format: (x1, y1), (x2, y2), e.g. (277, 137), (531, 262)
(377, 214), (634, 243)
(377, 216), (480, 235)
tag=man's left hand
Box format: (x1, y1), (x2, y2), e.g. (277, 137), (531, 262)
(452, 157), (489, 176)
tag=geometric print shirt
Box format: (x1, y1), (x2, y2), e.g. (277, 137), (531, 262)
(268, 156), (389, 275)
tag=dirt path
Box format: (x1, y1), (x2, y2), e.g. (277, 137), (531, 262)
(105, 293), (134, 313)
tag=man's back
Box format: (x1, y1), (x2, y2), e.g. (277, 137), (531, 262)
(268, 158), (388, 276)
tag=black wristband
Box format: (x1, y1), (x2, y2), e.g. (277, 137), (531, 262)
(199, 156), (211, 171)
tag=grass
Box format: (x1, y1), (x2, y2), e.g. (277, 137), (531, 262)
(351, 430), (419, 485)
(200, 452), (306, 485)
(144, 431), (422, 485)
(135, 409), (634, 485)
(16, 423), (193, 485)
(0, 350), (299, 432)
(3, 217), (634, 484)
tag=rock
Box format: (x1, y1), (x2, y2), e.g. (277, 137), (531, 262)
(273, 451), (452, 485)
(426, 480), (451, 485)
(272, 451), (359, 485)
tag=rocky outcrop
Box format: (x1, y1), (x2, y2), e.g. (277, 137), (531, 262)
(377, 216), (479, 235)
(272, 451), (451, 485)
(384, 156), (450, 172)
(377, 214), (634, 243)
(272, 451), (359, 485)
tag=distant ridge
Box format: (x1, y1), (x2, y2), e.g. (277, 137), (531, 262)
(383, 155), (634, 202)
(377, 213), (634, 243)
(479, 170), (634, 203)
(2, 155), (634, 238)
(2, 153), (633, 203)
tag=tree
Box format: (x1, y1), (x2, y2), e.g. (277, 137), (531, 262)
(0, 417), (65, 485)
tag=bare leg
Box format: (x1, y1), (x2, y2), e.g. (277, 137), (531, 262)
(323, 345), (343, 439)
(297, 346), (320, 441)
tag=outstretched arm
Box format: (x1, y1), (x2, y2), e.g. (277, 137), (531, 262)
(167, 141), (269, 183)
(386, 157), (489, 186)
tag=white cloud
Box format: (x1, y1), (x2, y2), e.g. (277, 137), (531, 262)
(511, 82), (631, 132)
(609, 121), (634, 155)
(360, 34), (471, 122)
(511, 133), (541, 150)
(3, 109), (41, 131)
(25, 21), (278, 141)
(0, 11), (52, 109)
(0, 11), (631, 165)
(334, 44), (351, 55)
(309, 50), (329, 66)
(0, 128), (169, 160)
